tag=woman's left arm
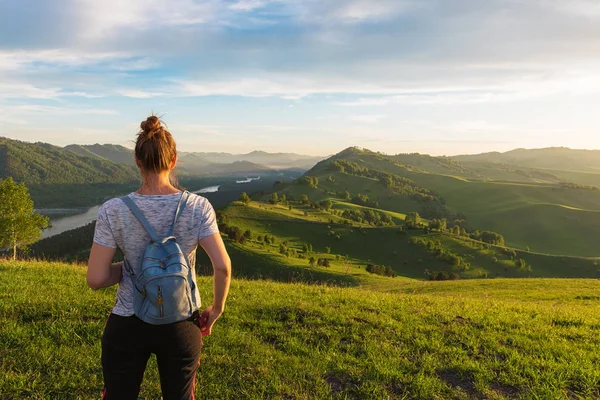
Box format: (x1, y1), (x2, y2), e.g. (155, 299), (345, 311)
(87, 243), (122, 290)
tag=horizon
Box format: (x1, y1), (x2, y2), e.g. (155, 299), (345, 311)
(1, 1), (600, 155)
(5, 135), (600, 158)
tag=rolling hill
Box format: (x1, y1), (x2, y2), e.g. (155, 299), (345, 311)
(1, 259), (598, 399)
(63, 143), (324, 171)
(266, 146), (600, 257)
(0, 137), (139, 185)
(454, 147), (600, 172)
(64, 143), (136, 166)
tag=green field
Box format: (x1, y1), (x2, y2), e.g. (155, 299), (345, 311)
(1, 260), (599, 399)
(278, 148), (600, 257)
(215, 201), (600, 282)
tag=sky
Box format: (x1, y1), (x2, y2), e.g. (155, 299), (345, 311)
(0, 0), (599, 156)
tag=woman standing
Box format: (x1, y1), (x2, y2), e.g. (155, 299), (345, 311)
(87, 115), (231, 399)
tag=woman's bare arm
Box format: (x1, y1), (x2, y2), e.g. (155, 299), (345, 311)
(198, 232), (231, 335)
(87, 243), (121, 290)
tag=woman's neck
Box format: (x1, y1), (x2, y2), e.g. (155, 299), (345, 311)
(136, 172), (180, 195)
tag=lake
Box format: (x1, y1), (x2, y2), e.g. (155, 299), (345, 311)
(40, 179), (260, 238)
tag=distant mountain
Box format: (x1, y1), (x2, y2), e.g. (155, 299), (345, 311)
(179, 150), (324, 169)
(64, 144), (136, 166)
(453, 147), (600, 173)
(64, 143), (324, 171)
(197, 161), (271, 175)
(0, 137), (139, 185)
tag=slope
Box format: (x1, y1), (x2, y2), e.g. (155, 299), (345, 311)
(64, 144), (136, 166)
(1, 260), (598, 399)
(290, 147), (600, 257)
(0, 137), (139, 184)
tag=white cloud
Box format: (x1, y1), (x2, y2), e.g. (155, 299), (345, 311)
(334, 0), (414, 22)
(0, 49), (134, 71)
(73, 0), (218, 39)
(348, 114), (387, 124)
(229, 0), (268, 11)
(117, 89), (165, 99)
(0, 105), (119, 117)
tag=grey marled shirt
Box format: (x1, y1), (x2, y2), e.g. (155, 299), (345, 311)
(93, 191), (219, 316)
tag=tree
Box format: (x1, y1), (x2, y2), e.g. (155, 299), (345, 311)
(300, 194), (309, 205)
(309, 256), (316, 267)
(0, 178), (49, 260)
(325, 246), (331, 254)
(380, 175), (393, 188)
(227, 226), (243, 243)
(320, 199), (333, 211)
(270, 192), (279, 204)
(239, 192), (251, 205)
(243, 229), (253, 240)
(405, 212), (421, 229)
(280, 194), (287, 204)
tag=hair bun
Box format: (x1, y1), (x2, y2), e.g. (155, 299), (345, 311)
(140, 115), (161, 134)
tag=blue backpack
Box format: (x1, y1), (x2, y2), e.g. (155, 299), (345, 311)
(121, 191), (197, 325)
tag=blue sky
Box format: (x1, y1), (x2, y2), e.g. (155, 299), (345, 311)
(1, 0), (599, 156)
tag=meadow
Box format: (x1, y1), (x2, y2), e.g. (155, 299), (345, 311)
(1, 260), (599, 399)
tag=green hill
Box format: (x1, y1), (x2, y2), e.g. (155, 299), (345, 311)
(1, 260), (598, 399)
(214, 200), (599, 282)
(0, 137), (139, 185)
(265, 147), (600, 257)
(64, 144), (136, 166)
(454, 147), (600, 173)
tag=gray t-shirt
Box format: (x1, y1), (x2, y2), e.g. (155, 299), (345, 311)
(93, 191), (219, 316)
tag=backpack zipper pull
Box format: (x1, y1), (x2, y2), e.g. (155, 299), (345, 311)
(157, 286), (164, 317)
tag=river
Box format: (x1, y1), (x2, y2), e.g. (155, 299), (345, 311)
(40, 178), (259, 239)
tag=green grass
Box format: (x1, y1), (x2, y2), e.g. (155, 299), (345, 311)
(1, 260), (599, 399)
(398, 175), (600, 256)
(219, 201), (600, 283)
(296, 150), (600, 257)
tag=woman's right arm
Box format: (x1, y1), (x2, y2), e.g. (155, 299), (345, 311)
(198, 232), (231, 335)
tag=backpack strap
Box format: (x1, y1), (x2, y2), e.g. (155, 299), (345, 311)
(166, 191), (190, 237)
(120, 195), (161, 243)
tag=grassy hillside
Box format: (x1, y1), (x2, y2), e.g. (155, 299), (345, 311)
(64, 144), (136, 166)
(273, 147), (600, 257)
(398, 175), (600, 256)
(0, 137), (139, 185)
(1, 260), (598, 399)
(214, 200), (599, 281)
(454, 147), (600, 174)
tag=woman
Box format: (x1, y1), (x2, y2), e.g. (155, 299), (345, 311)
(87, 115), (231, 400)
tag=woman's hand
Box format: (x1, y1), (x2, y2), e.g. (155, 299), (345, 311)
(199, 305), (223, 336)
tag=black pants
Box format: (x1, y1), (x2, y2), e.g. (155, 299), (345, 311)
(101, 312), (203, 400)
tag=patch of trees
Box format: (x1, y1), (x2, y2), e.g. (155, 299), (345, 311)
(295, 176), (319, 188)
(366, 263), (396, 277)
(351, 193), (380, 208)
(309, 257), (331, 267)
(404, 212), (423, 229)
(329, 160), (439, 204)
(469, 230), (505, 246)
(428, 218), (447, 231)
(425, 270), (461, 281)
(341, 208), (394, 226)
(411, 237), (470, 270)
(559, 182), (599, 191)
